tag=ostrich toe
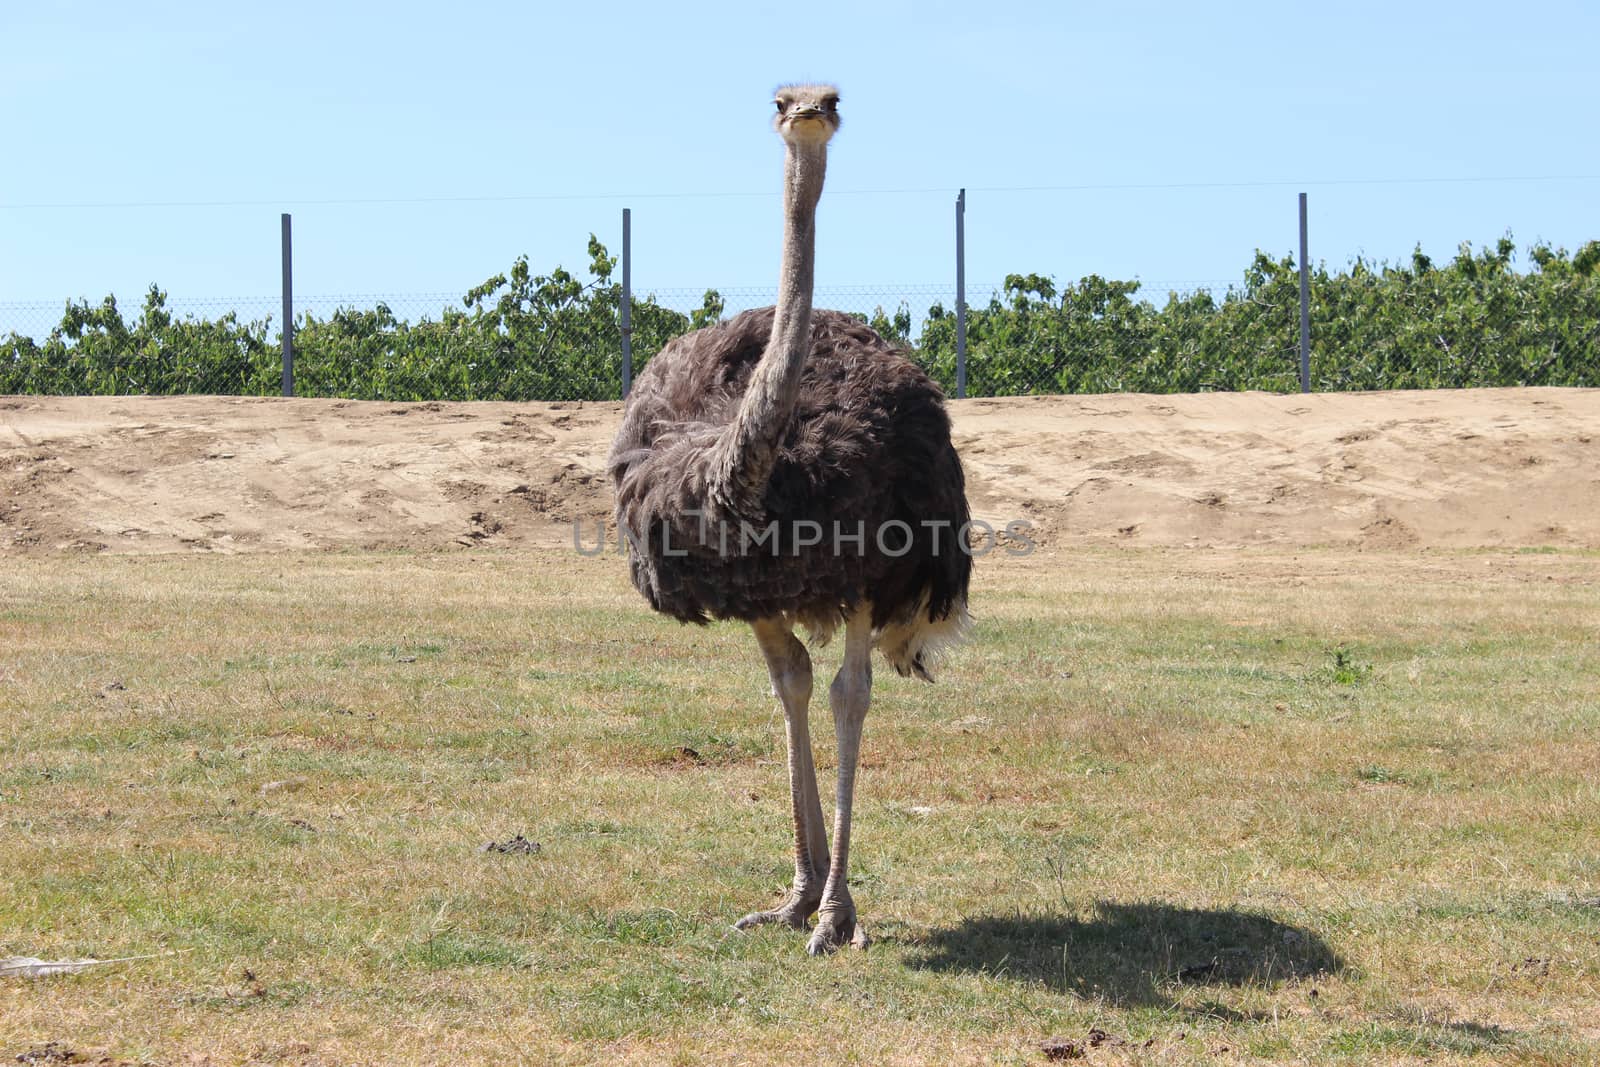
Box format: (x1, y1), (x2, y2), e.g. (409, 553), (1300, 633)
(733, 885), (822, 932)
(805, 897), (868, 955)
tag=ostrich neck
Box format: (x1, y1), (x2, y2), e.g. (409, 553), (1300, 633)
(711, 139), (827, 517)
(767, 143), (826, 386)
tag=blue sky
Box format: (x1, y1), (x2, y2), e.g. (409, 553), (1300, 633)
(3, 1), (1597, 328)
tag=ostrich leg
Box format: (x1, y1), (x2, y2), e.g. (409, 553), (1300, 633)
(736, 618), (829, 930)
(808, 606), (874, 955)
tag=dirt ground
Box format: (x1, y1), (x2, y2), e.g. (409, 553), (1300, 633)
(2, 387), (1597, 556)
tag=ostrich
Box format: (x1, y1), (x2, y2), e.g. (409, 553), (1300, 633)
(608, 84), (971, 955)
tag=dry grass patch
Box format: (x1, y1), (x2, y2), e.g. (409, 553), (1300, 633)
(1, 547), (1597, 1064)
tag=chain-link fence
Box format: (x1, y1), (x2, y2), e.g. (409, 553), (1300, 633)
(4, 203), (1597, 399)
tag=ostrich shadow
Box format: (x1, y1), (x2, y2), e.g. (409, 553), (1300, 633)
(903, 901), (1344, 1010)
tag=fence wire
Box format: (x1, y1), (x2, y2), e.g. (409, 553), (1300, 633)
(5, 237), (1597, 399)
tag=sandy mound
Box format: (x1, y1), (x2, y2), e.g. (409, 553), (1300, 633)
(2, 388), (1596, 555)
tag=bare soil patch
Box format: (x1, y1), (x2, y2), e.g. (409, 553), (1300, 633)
(2, 388), (1596, 555)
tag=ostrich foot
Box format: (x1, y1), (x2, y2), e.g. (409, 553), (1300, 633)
(806, 898), (870, 955)
(733, 887), (821, 932)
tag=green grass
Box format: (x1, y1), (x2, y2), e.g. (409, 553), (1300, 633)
(1, 547), (1597, 1065)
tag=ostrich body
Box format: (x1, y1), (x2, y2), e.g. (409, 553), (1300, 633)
(609, 84), (970, 954)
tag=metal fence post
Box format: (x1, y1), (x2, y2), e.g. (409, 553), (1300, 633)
(280, 213), (294, 397)
(620, 207), (633, 399)
(1298, 192), (1310, 394)
(955, 188), (967, 399)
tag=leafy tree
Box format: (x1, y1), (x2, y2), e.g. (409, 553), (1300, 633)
(1, 287), (275, 395)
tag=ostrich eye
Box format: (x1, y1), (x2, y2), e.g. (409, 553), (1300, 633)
(823, 97), (838, 111)
(774, 99), (786, 113)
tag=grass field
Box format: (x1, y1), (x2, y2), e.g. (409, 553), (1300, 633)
(2, 546), (1597, 1065)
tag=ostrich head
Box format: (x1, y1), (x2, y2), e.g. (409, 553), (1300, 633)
(773, 83), (840, 148)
